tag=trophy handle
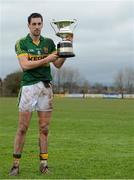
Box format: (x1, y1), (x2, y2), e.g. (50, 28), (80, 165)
(50, 22), (57, 34)
(72, 19), (78, 32)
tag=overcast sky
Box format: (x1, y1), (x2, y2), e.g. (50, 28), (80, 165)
(0, 0), (134, 84)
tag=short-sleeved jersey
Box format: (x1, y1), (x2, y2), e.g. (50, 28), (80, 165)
(15, 34), (56, 87)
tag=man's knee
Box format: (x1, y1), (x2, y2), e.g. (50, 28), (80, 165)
(40, 124), (49, 135)
(18, 125), (28, 135)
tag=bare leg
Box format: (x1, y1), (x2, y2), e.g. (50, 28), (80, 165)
(9, 111), (32, 176)
(38, 111), (52, 173)
(14, 111), (32, 154)
(38, 111), (52, 154)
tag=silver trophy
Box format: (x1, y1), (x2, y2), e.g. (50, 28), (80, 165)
(50, 19), (77, 58)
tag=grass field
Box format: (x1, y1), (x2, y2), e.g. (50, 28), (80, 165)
(0, 97), (134, 179)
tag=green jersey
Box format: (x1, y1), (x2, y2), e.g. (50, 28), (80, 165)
(15, 34), (56, 86)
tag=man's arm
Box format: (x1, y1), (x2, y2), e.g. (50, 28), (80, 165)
(18, 53), (58, 70)
(52, 57), (66, 68)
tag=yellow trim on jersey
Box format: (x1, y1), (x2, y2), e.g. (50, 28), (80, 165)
(17, 53), (28, 58)
(33, 40), (40, 46)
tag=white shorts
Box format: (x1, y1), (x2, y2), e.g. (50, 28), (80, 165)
(18, 81), (53, 112)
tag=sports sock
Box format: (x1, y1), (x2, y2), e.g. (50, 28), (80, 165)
(39, 153), (48, 166)
(13, 153), (21, 167)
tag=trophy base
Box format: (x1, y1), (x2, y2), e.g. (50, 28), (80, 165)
(57, 41), (75, 58)
(58, 52), (75, 58)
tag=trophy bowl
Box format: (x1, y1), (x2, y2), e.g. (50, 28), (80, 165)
(50, 19), (77, 58)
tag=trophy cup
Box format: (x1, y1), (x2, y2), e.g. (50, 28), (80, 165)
(50, 19), (77, 58)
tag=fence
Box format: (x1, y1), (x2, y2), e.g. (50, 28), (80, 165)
(54, 93), (134, 99)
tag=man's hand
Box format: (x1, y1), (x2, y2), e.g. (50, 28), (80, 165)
(66, 34), (73, 42)
(46, 51), (59, 63)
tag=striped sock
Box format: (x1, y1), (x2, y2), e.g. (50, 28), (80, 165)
(13, 153), (21, 167)
(39, 153), (48, 166)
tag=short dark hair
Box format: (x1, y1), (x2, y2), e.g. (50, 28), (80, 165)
(28, 13), (43, 24)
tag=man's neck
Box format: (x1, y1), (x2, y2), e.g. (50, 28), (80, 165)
(30, 33), (40, 42)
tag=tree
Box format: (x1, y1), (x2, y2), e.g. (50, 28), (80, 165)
(114, 67), (134, 96)
(81, 80), (90, 98)
(114, 70), (124, 98)
(0, 78), (2, 96)
(51, 66), (84, 93)
(124, 67), (134, 93)
(3, 71), (22, 96)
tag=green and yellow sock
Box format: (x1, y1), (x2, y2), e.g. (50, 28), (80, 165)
(39, 153), (48, 166)
(13, 153), (21, 167)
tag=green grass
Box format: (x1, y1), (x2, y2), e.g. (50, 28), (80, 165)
(0, 97), (134, 179)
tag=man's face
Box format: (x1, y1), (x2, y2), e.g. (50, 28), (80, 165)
(28, 18), (43, 36)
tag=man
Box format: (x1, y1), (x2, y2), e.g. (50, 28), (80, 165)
(9, 13), (73, 176)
